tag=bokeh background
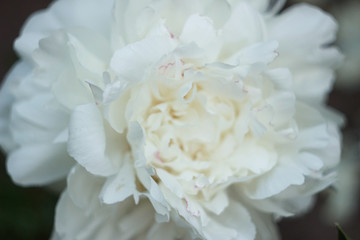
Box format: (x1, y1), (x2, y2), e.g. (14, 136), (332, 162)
(0, 0), (359, 239)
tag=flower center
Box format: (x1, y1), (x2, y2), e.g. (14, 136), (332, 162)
(127, 58), (278, 197)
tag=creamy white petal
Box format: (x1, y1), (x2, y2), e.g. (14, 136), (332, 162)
(222, 2), (266, 52)
(202, 190), (229, 215)
(67, 164), (104, 213)
(248, 209), (279, 240)
(15, 0), (113, 60)
(106, 36), (175, 104)
(68, 103), (117, 176)
(268, 4), (338, 50)
(203, 0), (231, 28)
(157, 168), (184, 198)
(245, 162), (305, 199)
(10, 94), (69, 145)
(7, 143), (73, 186)
(180, 14), (221, 60)
(227, 40), (279, 65)
(110, 36), (174, 78)
(100, 154), (138, 204)
(0, 62), (31, 152)
(146, 222), (181, 240)
(55, 191), (94, 240)
(66, 28), (110, 78)
(203, 200), (255, 240)
(56, 188), (162, 240)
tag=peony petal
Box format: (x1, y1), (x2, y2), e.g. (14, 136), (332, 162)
(10, 94), (69, 145)
(136, 168), (168, 213)
(276, 172), (337, 199)
(15, 0), (113, 60)
(222, 2), (266, 53)
(68, 103), (116, 176)
(266, 91), (296, 127)
(203, 200), (255, 240)
(55, 191), (94, 240)
(52, 70), (93, 110)
(100, 154), (138, 204)
(104, 92), (129, 133)
(293, 68), (335, 102)
(14, 10), (62, 61)
(247, 208), (279, 240)
(55, 191), (122, 240)
(248, 197), (294, 217)
(297, 124), (329, 149)
(264, 68), (292, 91)
(127, 121), (147, 167)
(50, 0), (114, 37)
(66, 28), (110, 78)
(106, 36), (175, 104)
(0, 62), (31, 152)
(113, 0), (157, 44)
(202, 190), (229, 215)
(157, 168), (184, 198)
(268, 4), (338, 50)
(229, 142), (277, 175)
(314, 123), (341, 168)
(180, 14), (221, 60)
(297, 152), (324, 172)
(160, 185), (203, 235)
(245, 162), (305, 199)
(56, 189), (157, 240)
(67, 164), (104, 214)
(203, 0), (231, 28)
(203, 221), (237, 240)
(227, 40), (279, 65)
(7, 143), (73, 186)
(117, 200), (155, 239)
(110, 36), (174, 79)
(146, 222), (180, 240)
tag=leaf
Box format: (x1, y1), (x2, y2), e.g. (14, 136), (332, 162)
(336, 223), (351, 240)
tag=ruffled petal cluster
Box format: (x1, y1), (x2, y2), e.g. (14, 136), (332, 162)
(0, 0), (343, 239)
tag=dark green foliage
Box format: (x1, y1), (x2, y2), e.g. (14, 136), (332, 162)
(337, 223), (351, 240)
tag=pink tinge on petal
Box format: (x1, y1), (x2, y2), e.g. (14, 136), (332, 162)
(184, 198), (201, 217)
(154, 151), (164, 164)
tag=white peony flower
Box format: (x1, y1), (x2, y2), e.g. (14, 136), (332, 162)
(0, 0), (343, 239)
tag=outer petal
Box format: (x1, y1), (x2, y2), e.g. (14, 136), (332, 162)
(67, 164), (104, 214)
(55, 191), (120, 240)
(68, 103), (118, 176)
(268, 4), (342, 102)
(249, 209), (279, 240)
(244, 161), (305, 199)
(7, 143), (73, 186)
(10, 94), (69, 146)
(0, 62), (31, 152)
(203, 200), (256, 240)
(222, 2), (266, 54)
(100, 154), (138, 204)
(180, 14), (221, 60)
(146, 222), (183, 240)
(56, 187), (157, 240)
(105, 35), (175, 104)
(15, 0), (114, 60)
(268, 4), (338, 49)
(226, 40), (279, 65)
